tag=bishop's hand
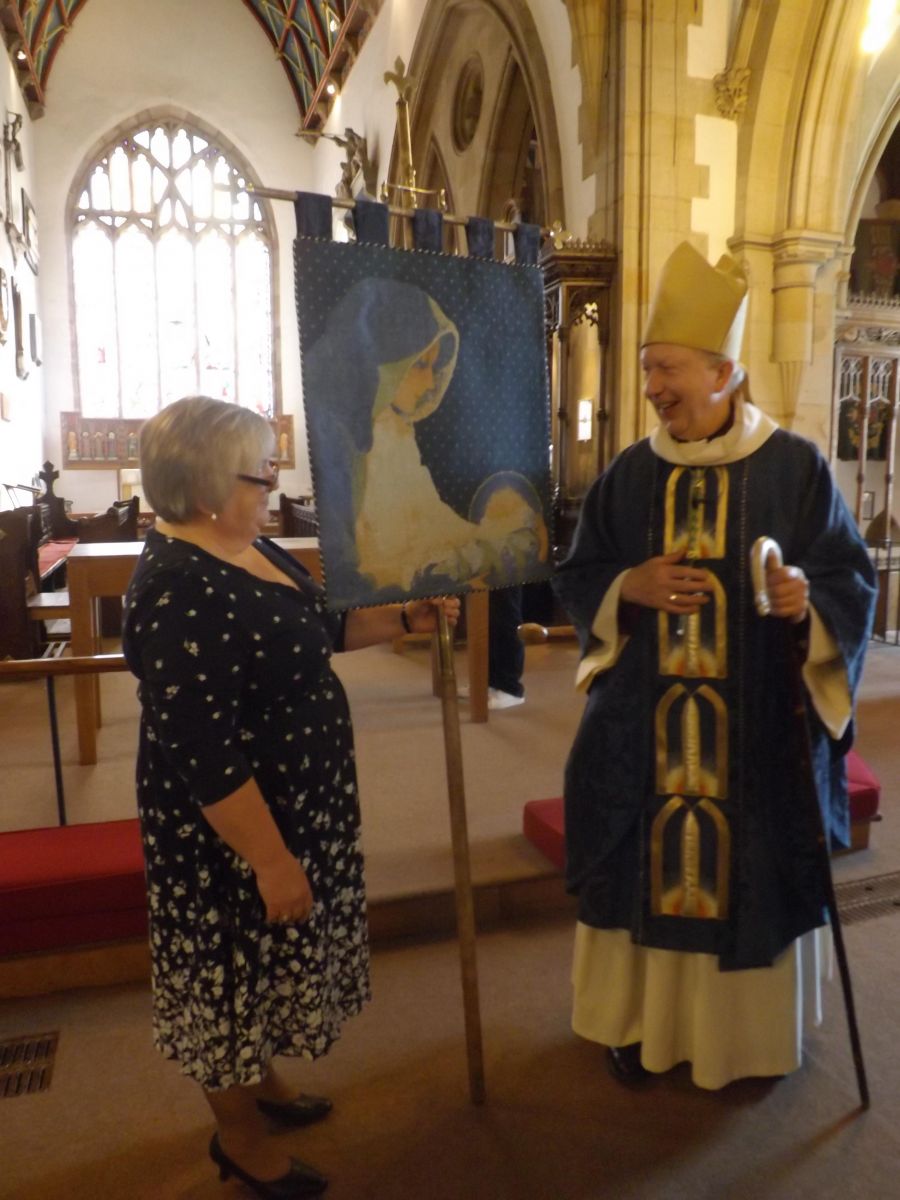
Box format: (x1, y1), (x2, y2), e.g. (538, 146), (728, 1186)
(620, 548), (714, 615)
(764, 564), (809, 623)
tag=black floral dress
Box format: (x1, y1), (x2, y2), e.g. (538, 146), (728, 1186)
(123, 529), (369, 1090)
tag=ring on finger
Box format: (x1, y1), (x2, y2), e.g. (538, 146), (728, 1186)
(668, 593), (679, 603)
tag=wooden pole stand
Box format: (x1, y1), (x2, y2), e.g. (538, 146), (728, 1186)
(436, 608), (486, 1105)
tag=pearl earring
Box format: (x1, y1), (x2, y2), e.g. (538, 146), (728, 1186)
(211, 513), (218, 522)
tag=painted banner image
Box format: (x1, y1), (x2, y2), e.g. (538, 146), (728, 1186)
(296, 237), (553, 610)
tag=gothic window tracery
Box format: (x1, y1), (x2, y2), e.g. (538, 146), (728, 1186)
(70, 118), (276, 420)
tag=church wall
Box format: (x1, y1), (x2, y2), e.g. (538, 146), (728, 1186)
(20, 0), (898, 519)
(837, 30), (900, 254)
(32, 0), (330, 511)
(369, 0), (575, 231)
(24, 0), (591, 512)
(523, 0), (593, 235)
(0, 57), (43, 504)
(609, 0), (743, 450)
(313, 0), (900, 526)
(412, 6), (529, 222)
(598, 0), (900, 481)
(319, 0), (428, 211)
(734, 2), (900, 462)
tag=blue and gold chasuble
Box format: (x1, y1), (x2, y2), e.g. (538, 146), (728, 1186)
(556, 415), (875, 970)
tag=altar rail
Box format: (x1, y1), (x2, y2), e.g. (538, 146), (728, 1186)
(870, 543), (900, 645)
(0, 654), (128, 826)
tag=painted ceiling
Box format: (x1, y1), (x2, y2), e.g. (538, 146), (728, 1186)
(0, 0), (367, 123)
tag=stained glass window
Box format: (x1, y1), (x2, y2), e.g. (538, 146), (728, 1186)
(71, 118), (276, 419)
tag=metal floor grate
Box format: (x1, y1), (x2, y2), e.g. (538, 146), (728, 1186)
(0, 1032), (59, 1099)
(835, 871), (900, 925)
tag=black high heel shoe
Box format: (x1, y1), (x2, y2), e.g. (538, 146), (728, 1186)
(256, 1092), (333, 1128)
(209, 1134), (328, 1198)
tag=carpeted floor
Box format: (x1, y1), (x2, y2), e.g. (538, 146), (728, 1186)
(1, 637), (899, 1198)
(0, 638), (583, 899)
(1, 910), (898, 1199)
(3, 637), (898, 892)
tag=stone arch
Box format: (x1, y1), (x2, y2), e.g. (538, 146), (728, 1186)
(732, 2), (876, 242)
(398, 0), (565, 227)
(843, 101), (900, 255)
(730, 1), (900, 436)
(421, 135), (461, 253)
(478, 52), (545, 229)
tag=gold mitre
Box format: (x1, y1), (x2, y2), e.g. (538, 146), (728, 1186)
(641, 241), (748, 361)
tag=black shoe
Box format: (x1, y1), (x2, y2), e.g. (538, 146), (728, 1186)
(256, 1093), (333, 1128)
(209, 1134), (328, 1197)
(605, 1043), (652, 1085)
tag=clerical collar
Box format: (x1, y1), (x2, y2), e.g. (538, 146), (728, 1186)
(650, 397), (780, 466)
(672, 403), (736, 444)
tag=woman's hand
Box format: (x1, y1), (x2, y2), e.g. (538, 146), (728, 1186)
(404, 596), (461, 633)
(255, 852), (314, 924)
(201, 779), (313, 923)
(765, 564), (809, 623)
(620, 549), (714, 614)
(344, 597), (461, 650)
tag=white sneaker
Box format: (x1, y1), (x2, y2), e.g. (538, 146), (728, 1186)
(488, 688), (525, 710)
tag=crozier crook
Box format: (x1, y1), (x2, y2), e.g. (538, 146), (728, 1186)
(750, 535), (783, 617)
(749, 533), (870, 1109)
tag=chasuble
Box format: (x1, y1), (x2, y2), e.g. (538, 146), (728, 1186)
(555, 407), (876, 971)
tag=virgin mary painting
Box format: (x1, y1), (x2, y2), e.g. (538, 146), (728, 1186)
(302, 275), (549, 609)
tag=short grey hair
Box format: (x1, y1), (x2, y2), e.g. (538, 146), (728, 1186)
(140, 396), (275, 522)
(701, 350), (747, 396)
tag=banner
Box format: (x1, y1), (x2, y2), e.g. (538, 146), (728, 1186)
(295, 203), (553, 610)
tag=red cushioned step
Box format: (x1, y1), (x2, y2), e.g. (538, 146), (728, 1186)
(0, 819), (147, 957)
(523, 798), (565, 872)
(846, 749), (881, 823)
(523, 752), (881, 873)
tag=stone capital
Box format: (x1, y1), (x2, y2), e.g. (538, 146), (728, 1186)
(713, 68), (751, 120)
(768, 233), (843, 299)
(771, 231), (844, 267)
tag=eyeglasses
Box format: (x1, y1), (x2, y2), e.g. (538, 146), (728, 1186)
(237, 460), (279, 492)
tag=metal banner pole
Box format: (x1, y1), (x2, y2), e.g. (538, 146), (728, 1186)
(436, 607), (486, 1105)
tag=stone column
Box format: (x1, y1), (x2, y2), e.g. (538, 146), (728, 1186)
(770, 231), (843, 430)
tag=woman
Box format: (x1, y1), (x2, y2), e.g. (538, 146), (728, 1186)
(303, 276), (548, 608)
(124, 396), (458, 1197)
